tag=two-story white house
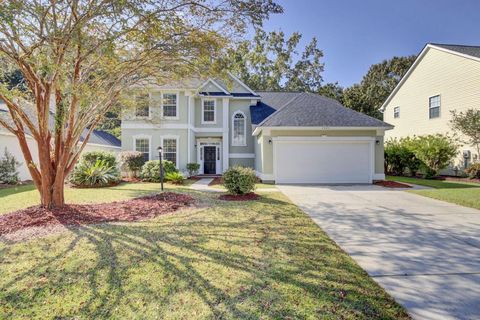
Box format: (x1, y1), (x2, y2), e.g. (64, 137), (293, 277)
(122, 73), (392, 184)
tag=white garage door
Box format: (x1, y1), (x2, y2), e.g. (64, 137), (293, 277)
(273, 137), (374, 184)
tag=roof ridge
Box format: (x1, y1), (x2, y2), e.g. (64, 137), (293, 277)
(255, 93), (304, 127)
(430, 43), (480, 48)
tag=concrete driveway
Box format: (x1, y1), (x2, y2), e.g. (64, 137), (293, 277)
(278, 184), (480, 320)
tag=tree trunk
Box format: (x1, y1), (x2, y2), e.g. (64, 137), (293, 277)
(39, 177), (65, 208)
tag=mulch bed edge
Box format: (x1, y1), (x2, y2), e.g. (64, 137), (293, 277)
(0, 192), (194, 236)
(374, 180), (412, 188)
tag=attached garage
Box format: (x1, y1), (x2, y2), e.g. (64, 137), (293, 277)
(273, 136), (374, 184)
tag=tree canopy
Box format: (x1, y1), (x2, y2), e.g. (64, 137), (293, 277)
(343, 55), (416, 119)
(225, 29), (324, 92)
(0, 0), (282, 207)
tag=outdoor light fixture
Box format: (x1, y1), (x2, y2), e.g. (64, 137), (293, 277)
(268, 139), (272, 144)
(376, 140), (380, 145)
(157, 146), (164, 191)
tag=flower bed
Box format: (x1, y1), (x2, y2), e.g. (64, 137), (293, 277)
(0, 192), (194, 235)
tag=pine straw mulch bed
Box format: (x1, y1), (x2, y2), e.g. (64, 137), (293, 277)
(374, 180), (412, 188)
(219, 193), (259, 201)
(0, 192), (194, 236)
(208, 177), (223, 186)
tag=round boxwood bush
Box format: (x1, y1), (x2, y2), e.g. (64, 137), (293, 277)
(140, 160), (177, 182)
(118, 151), (145, 172)
(222, 166), (257, 195)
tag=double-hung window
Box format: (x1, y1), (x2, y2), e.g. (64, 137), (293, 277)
(429, 95), (441, 119)
(232, 112), (246, 146)
(163, 138), (177, 166)
(393, 106), (400, 118)
(135, 93), (150, 118)
(162, 93), (178, 118)
(202, 99), (216, 123)
(135, 138), (150, 162)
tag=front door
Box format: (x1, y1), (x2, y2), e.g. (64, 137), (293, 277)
(203, 146), (216, 174)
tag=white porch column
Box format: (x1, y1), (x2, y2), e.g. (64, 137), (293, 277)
(222, 97), (230, 172)
(187, 93), (195, 163)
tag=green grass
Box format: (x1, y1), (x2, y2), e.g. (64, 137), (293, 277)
(0, 185), (409, 319)
(0, 180), (197, 215)
(387, 176), (480, 210)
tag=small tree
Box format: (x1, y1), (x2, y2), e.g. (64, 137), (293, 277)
(409, 134), (459, 178)
(0, 148), (21, 184)
(450, 109), (480, 161)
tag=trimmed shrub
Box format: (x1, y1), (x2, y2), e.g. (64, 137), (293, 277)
(384, 138), (422, 176)
(140, 160), (177, 182)
(0, 148), (21, 184)
(119, 151), (145, 173)
(70, 160), (121, 187)
(186, 163), (200, 177)
(222, 166), (256, 195)
(165, 171), (184, 184)
(465, 163), (480, 179)
(408, 134), (459, 178)
(81, 151), (117, 167)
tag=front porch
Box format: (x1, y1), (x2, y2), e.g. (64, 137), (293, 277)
(194, 137), (225, 175)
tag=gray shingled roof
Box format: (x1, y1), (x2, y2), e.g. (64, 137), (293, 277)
(0, 103), (120, 147)
(256, 92), (392, 128)
(431, 43), (480, 59)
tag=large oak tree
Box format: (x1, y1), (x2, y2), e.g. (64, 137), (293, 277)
(0, 0), (281, 208)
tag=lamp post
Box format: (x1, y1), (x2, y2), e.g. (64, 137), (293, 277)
(157, 146), (164, 191)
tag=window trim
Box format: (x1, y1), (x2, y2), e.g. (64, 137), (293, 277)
(231, 110), (247, 147)
(428, 95), (441, 119)
(201, 99), (216, 124)
(134, 92), (151, 119)
(161, 91), (179, 120)
(161, 135), (179, 168)
(133, 134), (152, 162)
(393, 106), (400, 119)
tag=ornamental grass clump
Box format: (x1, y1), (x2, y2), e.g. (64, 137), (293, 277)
(222, 166), (256, 195)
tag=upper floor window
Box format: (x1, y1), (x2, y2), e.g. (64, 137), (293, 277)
(202, 99), (216, 123)
(135, 93), (150, 118)
(393, 106), (400, 118)
(232, 111), (246, 146)
(429, 95), (440, 119)
(162, 138), (178, 166)
(134, 137), (150, 162)
(162, 93), (178, 118)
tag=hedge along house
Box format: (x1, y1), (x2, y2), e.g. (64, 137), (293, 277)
(121, 73), (392, 184)
(0, 102), (121, 181)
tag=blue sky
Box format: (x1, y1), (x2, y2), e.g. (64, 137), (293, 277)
(263, 0), (480, 87)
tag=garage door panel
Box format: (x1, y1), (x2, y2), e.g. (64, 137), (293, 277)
(274, 139), (372, 184)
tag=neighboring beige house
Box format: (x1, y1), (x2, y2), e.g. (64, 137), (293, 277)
(122, 73), (391, 183)
(382, 43), (480, 170)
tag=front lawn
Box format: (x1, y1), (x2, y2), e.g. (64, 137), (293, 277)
(0, 186), (409, 319)
(387, 176), (480, 210)
(0, 180), (197, 215)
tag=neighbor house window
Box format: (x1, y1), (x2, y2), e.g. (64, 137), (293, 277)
(135, 93), (150, 118)
(429, 95), (440, 119)
(394, 106), (400, 118)
(162, 93), (178, 118)
(232, 111), (246, 146)
(135, 138), (150, 162)
(163, 138), (177, 166)
(202, 99), (216, 123)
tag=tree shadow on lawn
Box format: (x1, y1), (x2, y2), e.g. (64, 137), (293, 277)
(0, 193), (409, 319)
